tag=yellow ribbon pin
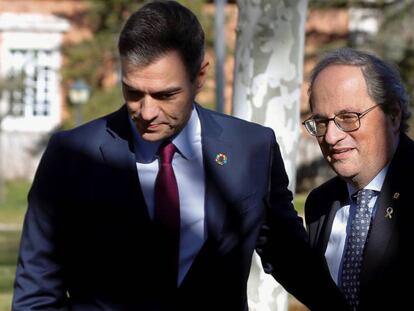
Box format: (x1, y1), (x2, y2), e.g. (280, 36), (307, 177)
(385, 207), (393, 219)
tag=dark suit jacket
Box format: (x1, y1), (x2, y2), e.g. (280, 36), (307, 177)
(305, 133), (414, 311)
(13, 104), (346, 310)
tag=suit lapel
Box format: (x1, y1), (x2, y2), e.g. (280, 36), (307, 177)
(99, 105), (150, 220)
(196, 105), (233, 243)
(317, 201), (342, 255)
(361, 180), (398, 285)
(361, 136), (408, 286)
(179, 106), (234, 288)
(314, 179), (348, 255)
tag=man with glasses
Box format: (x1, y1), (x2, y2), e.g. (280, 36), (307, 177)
(303, 47), (413, 311)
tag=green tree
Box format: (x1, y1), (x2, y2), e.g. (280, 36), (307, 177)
(354, 0), (414, 136)
(375, 0), (414, 100)
(62, 0), (141, 128)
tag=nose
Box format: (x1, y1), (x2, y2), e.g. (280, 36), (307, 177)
(139, 96), (159, 121)
(323, 119), (346, 145)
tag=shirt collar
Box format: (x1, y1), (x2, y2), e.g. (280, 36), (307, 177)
(172, 106), (201, 161)
(347, 163), (390, 199)
(129, 105), (201, 163)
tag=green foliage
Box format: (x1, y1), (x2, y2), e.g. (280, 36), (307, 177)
(0, 245), (18, 311)
(62, 0), (143, 90)
(0, 180), (30, 211)
(83, 86), (124, 122)
(62, 36), (114, 90)
(0, 180), (30, 224)
(0, 292), (13, 311)
(0, 229), (19, 311)
(63, 86), (124, 129)
(374, 1), (414, 95)
(0, 180), (27, 311)
(0, 231), (20, 289)
(294, 192), (307, 216)
(370, 0), (414, 134)
(61, 0), (144, 126)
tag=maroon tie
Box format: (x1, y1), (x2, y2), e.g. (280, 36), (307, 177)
(154, 142), (180, 287)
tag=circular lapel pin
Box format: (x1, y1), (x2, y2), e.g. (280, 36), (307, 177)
(215, 153), (228, 166)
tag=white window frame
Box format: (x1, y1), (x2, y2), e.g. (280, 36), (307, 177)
(0, 13), (69, 132)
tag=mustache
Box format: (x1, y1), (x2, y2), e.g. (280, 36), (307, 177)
(130, 115), (157, 127)
(131, 114), (150, 123)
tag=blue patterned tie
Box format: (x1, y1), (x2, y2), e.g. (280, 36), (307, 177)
(341, 189), (376, 310)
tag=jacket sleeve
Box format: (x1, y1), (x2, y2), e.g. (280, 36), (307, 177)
(256, 132), (349, 311)
(12, 133), (69, 311)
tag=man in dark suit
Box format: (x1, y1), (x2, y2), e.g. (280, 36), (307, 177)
(303, 47), (413, 311)
(13, 1), (347, 310)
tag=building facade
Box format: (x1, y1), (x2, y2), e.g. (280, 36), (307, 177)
(0, 0), (89, 180)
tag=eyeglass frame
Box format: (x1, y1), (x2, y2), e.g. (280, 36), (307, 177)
(302, 104), (382, 137)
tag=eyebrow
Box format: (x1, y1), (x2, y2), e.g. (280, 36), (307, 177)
(152, 87), (182, 97)
(312, 108), (356, 119)
(122, 82), (182, 96)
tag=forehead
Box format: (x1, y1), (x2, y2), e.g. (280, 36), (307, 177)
(122, 50), (187, 74)
(121, 51), (191, 88)
(311, 65), (372, 114)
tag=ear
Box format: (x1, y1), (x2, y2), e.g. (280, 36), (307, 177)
(389, 106), (402, 134)
(194, 58), (209, 94)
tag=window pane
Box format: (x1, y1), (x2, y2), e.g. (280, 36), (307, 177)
(8, 49), (55, 118)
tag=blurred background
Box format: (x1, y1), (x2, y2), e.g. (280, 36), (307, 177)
(0, 0), (413, 310)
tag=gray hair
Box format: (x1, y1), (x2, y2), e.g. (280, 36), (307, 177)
(308, 47), (411, 133)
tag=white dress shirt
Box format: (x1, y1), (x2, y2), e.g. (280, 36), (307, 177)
(130, 106), (206, 286)
(325, 165), (389, 285)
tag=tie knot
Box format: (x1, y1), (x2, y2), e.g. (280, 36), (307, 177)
(159, 142), (176, 164)
(354, 189), (376, 206)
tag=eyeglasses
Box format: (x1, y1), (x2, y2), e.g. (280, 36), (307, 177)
(302, 104), (381, 137)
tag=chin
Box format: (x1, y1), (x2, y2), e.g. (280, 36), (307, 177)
(331, 162), (357, 179)
(142, 132), (173, 142)
(141, 133), (163, 142)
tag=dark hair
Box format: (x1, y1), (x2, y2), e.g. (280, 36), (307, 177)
(118, 0), (205, 82)
(308, 47), (411, 133)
